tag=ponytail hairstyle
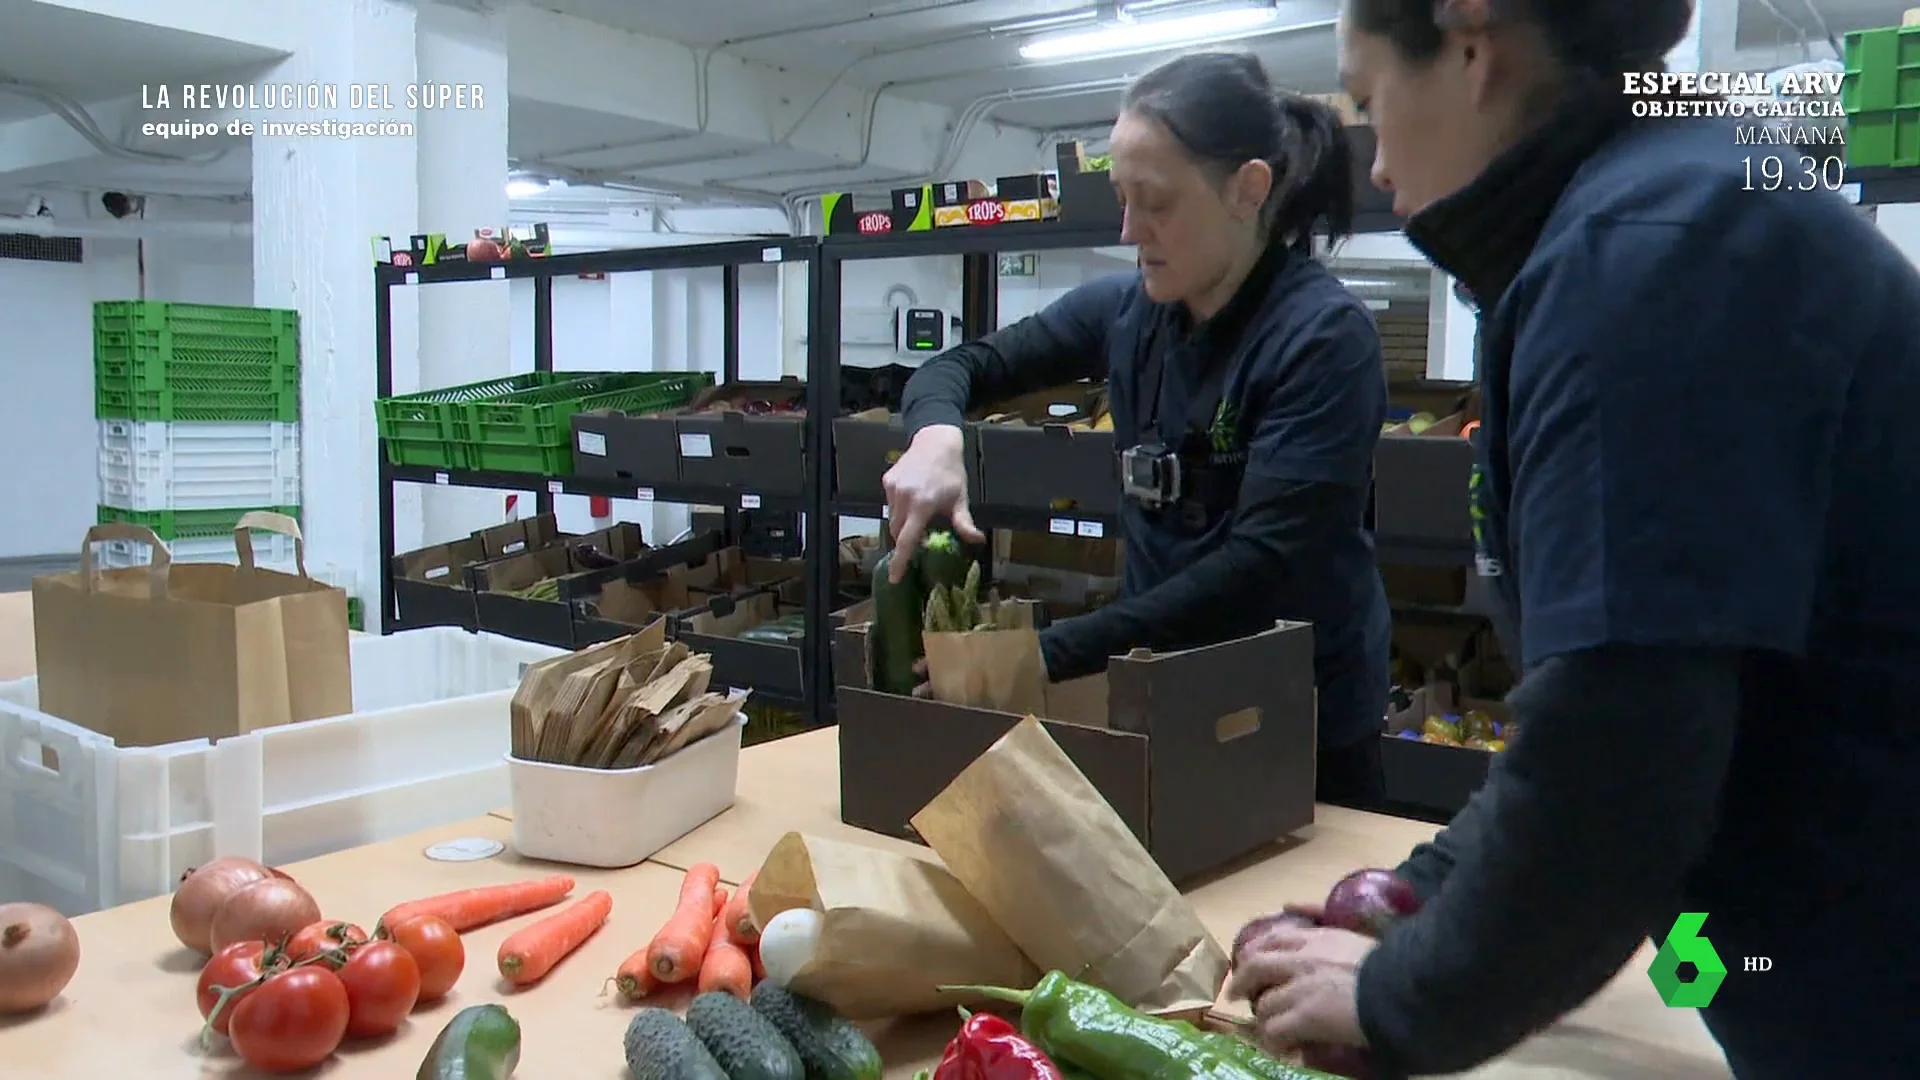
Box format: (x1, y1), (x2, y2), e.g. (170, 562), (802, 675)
(1120, 51), (1356, 253)
(1348, 0), (1694, 76)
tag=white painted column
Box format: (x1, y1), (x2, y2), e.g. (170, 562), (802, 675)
(414, 2), (514, 545)
(252, 0), (420, 630)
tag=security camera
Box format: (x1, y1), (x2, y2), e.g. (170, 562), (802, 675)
(102, 191), (139, 219)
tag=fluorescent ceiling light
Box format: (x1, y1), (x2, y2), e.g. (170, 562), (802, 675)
(506, 177), (549, 199)
(1019, 5), (1279, 61)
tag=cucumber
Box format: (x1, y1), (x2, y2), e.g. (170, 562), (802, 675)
(869, 549), (924, 695)
(749, 982), (882, 1080)
(686, 991), (806, 1080)
(624, 1007), (729, 1080)
(417, 1004), (520, 1080)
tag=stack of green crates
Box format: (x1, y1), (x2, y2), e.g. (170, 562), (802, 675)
(94, 301), (299, 422)
(375, 370), (714, 474)
(1843, 25), (1920, 167)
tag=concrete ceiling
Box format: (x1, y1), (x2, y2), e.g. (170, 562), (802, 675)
(0, 0), (285, 121)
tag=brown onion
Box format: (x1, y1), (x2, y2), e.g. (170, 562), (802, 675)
(0, 903), (80, 1013)
(170, 857), (275, 954)
(208, 878), (320, 953)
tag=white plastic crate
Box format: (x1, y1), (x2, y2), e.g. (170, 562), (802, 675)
(0, 628), (563, 916)
(97, 419), (301, 511)
(97, 533), (300, 572)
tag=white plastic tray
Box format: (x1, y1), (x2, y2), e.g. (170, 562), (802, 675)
(0, 628), (564, 916)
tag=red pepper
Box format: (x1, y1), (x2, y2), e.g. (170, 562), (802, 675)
(928, 1008), (1065, 1080)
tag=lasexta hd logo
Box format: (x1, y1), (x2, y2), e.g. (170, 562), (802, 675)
(1648, 912), (1728, 1007)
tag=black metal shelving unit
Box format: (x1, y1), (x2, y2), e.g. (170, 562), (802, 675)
(372, 236), (828, 723)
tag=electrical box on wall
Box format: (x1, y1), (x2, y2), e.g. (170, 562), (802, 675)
(895, 307), (958, 355)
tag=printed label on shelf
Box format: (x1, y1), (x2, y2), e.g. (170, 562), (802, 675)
(1049, 517), (1074, 535)
(635, 487), (654, 501)
(434, 471), (449, 485)
(679, 432), (714, 458)
(1076, 520), (1104, 538)
(490, 266), (505, 279)
(405, 272), (419, 285)
(761, 247), (782, 262)
(547, 480), (563, 494)
(741, 493), (761, 509)
(577, 430), (607, 456)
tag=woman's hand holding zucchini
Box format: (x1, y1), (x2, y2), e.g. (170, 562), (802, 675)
(881, 425), (984, 583)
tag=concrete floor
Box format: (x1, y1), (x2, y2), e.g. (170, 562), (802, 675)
(0, 555), (77, 592)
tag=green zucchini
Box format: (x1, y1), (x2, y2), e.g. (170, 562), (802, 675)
(916, 530), (972, 595)
(869, 549), (924, 695)
(417, 1004), (520, 1080)
(749, 983), (882, 1080)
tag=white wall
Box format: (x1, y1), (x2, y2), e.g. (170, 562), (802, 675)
(0, 194), (250, 558)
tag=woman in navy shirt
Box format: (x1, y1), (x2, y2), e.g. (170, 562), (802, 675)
(887, 52), (1394, 806)
(1230, 2), (1920, 1075)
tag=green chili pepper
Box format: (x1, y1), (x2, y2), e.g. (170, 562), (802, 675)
(1169, 1020), (1306, 1080)
(943, 973), (1338, 1080)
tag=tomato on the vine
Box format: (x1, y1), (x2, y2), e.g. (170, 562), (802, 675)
(196, 940), (277, 1035)
(286, 920), (367, 964)
(383, 914), (463, 1002)
(226, 966), (350, 1073)
(337, 940), (421, 1038)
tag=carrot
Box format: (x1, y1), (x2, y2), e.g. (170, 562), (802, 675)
(722, 871), (759, 945)
(380, 875), (575, 933)
(498, 889), (613, 986)
(696, 909), (753, 998)
(614, 947), (659, 1000)
(647, 863), (720, 982)
(713, 886), (729, 916)
(749, 941), (766, 983)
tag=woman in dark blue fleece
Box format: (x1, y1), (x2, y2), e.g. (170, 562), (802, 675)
(884, 52), (1393, 806)
(1229, 1), (1920, 1076)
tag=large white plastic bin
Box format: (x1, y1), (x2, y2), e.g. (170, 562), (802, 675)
(97, 419), (301, 511)
(0, 628), (563, 916)
(97, 533), (300, 571)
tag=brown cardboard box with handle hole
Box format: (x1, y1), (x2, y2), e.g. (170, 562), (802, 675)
(31, 512), (353, 748)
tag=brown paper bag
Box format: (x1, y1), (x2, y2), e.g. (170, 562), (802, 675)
(747, 831), (1038, 1019)
(31, 514), (352, 748)
(922, 601), (1047, 715)
(910, 716), (1228, 1014)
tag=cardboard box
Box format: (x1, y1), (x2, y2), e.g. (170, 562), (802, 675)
(1380, 685), (1504, 819)
(1374, 412), (1476, 552)
(678, 588), (807, 703)
(821, 187), (933, 235)
(930, 174), (1058, 227)
(389, 514), (560, 630)
(570, 407), (683, 489)
(677, 379), (809, 496)
(833, 620), (1319, 883)
(1055, 142), (1121, 227)
(833, 409), (984, 507)
(468, 522), (646, 647)
(972, 384), (1118, 516)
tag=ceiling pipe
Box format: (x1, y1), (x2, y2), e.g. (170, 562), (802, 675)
(0, 215), (250, 240)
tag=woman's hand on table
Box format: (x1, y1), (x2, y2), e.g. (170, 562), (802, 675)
(1226, 920), (1373, 1055)
(912, 658), (932, 698)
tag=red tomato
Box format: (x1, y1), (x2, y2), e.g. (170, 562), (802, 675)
(227, 966), (350, 1072)
(285, 920), (367, 965)
(337, 940), (421, 1038)
(196, 940), (275, 1035)
(384, 915), (464, 1002)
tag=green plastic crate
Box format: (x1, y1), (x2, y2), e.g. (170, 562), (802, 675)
(96, 377), (299, 422)
(465, 373), (712, 473)
(94, 301), (298, 342)
(98, 504), (301, 541)
(1848, 105), (1920, 166)
(375, 372), (623, 466)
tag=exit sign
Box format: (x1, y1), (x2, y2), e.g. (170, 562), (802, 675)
(997, 252), (1037, 277)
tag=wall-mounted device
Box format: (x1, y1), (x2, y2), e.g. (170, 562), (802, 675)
(894, 306), (959, 355)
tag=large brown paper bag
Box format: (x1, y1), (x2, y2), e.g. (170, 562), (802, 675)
(911, 716), (1228, 1014)
(922, 601), (1047, 715)
(31, 514), (352, 748)
(747, 831), (1037, 1019)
